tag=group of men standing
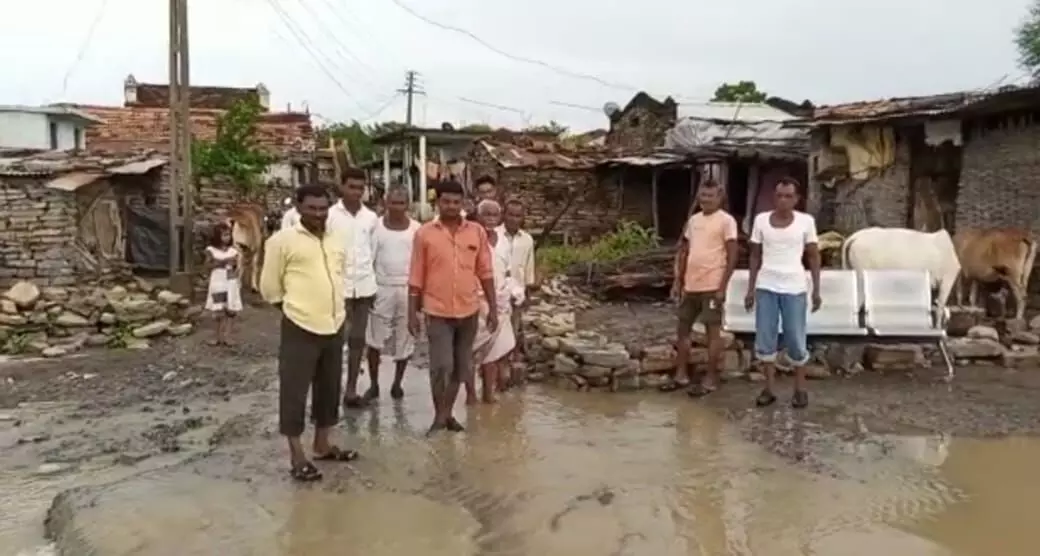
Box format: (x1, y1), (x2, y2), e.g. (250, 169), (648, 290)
(667, 176), (821, 409)
(260, 170), (534, 482)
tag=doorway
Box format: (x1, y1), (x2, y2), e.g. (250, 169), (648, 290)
(655, 167), (693, 241)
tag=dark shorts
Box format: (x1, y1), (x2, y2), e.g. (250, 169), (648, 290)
(345, 296), (374, 348)
(677, 291), (723, 332)
(277, 317), (345, 437)
(426, 313), (479, 393)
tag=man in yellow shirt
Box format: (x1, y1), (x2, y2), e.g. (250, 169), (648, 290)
(260, 183), (358, 482)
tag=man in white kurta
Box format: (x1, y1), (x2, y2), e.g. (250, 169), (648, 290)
(364, 186), (420, 400)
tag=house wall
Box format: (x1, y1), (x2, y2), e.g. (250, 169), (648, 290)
(606, 102), (676, 151)
(807, 127), (911, 233)
(0, 112), (85, 151)
(957, 119), (1040, 236)
(0, 176), (79, 287)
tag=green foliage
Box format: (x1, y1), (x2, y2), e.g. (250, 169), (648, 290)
(1016, 0), (1040, 77)
(1, 332), (30, 355)
(106, 323), (134, 349)
(316, 120), (406, 163)
(537, 221), (659, 275)
(712, 81), (768, 103)
(524, 120), (568, 135)
(192, 99), (273, 195)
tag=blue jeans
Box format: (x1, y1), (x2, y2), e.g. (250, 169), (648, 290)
(753, 289), (809, 365)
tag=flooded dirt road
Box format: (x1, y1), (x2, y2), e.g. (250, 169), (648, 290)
(4, 307), (1040, 555)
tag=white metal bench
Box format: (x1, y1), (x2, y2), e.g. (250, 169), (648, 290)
(722, 269), (954, 381)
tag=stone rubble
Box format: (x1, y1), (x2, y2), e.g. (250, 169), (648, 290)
(519, 277), (1040, 391)
(0, 278), (202, 358)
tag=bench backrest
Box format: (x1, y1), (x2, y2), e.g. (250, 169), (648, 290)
(808, 270), (862, 334)
(861, 269), (935, 331)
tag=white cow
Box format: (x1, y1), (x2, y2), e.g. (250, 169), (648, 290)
(841, 228), (961, 309)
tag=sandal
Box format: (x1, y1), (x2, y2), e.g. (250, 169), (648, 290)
(314, 446), (360, 462)
(362, 386), (380, 401)
(755, 389), (777, 408)
(342, 396), (368, 409)
(687, 383), (717, 398)
(659, 379), (690, 393)
(290, 461), (323, 482)
(446, 417), (465, 432)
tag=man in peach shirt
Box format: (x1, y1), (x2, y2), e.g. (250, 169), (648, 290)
(664, 180), (738, 397)
(408, 180), (498, 435)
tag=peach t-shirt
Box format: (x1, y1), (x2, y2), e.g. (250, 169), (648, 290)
(683, 210), (738, 293)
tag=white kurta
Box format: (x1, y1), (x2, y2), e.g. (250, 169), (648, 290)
(204, 246), (243, 313)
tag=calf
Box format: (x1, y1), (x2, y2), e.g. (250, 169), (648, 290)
(225, 203), (266, 293)
(953, 228), (1037, 321)
(840, 227), (961, 309)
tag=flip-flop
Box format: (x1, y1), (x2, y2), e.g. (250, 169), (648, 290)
(314, 446), (359, 462)
(687, 383), (717, 398)
(446, 417), (465, 432)
(659, 379), (690, 393)
(290, 461), (322, 482)
(342, 396), (367, 409)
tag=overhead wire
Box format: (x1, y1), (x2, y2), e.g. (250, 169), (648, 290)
(384, 0), (636, 92)
(295, 0), (386, 85)
(263, 0), (377, 113)
(60, 0), (110, 98)
(318, 0), (406, 72)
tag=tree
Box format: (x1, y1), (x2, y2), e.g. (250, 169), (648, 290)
(1015, 0), (1040, 78)
(524, 120), (568, 135)
(712, 81), (768, 103)
(316, 120), (406, 164)
(460, 123), (493, 132)
(192, 99), (273, 196)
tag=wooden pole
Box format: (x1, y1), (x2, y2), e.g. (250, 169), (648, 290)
(167, 0), (180, 282)
(178, 0), (193, 280)
(651, 168), (660, 235)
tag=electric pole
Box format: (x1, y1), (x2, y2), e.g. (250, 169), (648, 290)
(168, 0), (192, 294)
(397, 70), (425, 127)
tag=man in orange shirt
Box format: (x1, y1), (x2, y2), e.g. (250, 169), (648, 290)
(408, 180), (498, 435)
(663, 180), (738, 397)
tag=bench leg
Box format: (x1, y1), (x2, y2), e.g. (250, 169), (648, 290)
(937, 338), (954, 382)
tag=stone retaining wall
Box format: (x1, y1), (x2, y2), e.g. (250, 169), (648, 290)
(521, 279), (1040, 390)
(0, 279), (201, 358)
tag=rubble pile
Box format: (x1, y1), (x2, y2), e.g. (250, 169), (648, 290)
(0, 279), (202, 358)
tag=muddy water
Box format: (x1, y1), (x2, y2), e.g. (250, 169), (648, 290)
(5, 365), (1040, 555)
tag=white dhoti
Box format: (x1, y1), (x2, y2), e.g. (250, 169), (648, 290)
(365, 284), (414, 360)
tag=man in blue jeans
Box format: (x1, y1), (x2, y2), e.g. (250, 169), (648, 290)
(744, 177), (822, 408)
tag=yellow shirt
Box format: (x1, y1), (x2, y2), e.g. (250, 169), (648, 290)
(260, 224), (350, 335)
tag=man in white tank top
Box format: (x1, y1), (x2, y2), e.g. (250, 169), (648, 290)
(364, 186), (421, 400)
(744, 177), (822, 410)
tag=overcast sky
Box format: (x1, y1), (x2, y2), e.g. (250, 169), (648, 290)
(0, 0), (1033, 131)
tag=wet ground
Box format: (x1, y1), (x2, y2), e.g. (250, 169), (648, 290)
(3, 305), (1040, 555)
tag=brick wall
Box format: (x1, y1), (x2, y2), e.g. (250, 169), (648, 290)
(957, 121), (1040, 236)
(810, 134), (911, 233)
(0, 178), (79, 287)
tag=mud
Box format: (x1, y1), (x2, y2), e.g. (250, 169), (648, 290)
(4, 304), (1040, 555)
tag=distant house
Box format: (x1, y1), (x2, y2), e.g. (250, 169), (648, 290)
(0, 105), (101, 151)
(466, 137), (652, 243)
(805, 85), (1040, 237)
(69, 75), (316, 189)
(605, 92), (678, 152)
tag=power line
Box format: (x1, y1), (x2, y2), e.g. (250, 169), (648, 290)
(263, 0), (374, 112)
(61, 0), (110, 98)
(385, 0), (636, 92)
(359, 94), (400, 122)
(297, 0), (384, 84)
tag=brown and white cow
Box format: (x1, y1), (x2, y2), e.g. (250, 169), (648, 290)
(953, 228), (1037, 321)
(224, 203), (267, 293)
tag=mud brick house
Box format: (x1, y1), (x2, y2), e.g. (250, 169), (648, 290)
(466, 138), (652, 243)
(805, 85), (1040, 239)
(68, 75), (316, 204)
(605, 92), (678, 152)
(0, 149), (168, 287)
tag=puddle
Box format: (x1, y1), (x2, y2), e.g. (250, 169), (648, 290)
(4, 363), (1040, 555)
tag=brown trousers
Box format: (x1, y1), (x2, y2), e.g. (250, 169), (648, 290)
(426, 313), (479, 397)
(278, 316), (345, 437)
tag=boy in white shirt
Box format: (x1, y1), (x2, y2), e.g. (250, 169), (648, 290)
(744, 178), (822, 409)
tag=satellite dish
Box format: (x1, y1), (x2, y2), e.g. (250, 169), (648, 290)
(603, 101), (621, 117)
(441, 122), (455, 131)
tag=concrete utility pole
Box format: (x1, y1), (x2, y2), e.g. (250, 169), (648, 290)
(168, 0), (192, 293)
(397, 70), (425, 127)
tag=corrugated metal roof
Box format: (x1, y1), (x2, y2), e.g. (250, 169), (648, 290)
(600, 153), (687, 167)
(664, 119), (808, 160)
(809, 85), (1040, 125)
(0, 148), (167, 177)
(107, 158), (168, 174)
(677, 102), (797, 122)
